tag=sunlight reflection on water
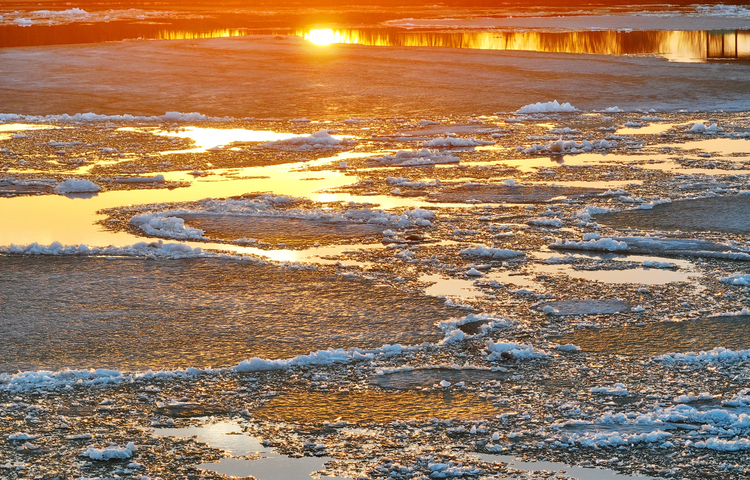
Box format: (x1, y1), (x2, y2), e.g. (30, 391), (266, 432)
(299, 28), (750, 62)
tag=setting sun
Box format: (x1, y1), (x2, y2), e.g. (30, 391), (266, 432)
(304, 28), (339, 45)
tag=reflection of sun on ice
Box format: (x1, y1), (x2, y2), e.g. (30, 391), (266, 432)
(305, 29), (338, 45)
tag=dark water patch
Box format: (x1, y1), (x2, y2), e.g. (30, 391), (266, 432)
(253, 390), (501, 423)
(180, 214), (386, 247)
(595, 196), (750, 234)
(429, 184), (602, 204)
(371, 368), (509, 390)
(555, 316), (750, 356)
(0, 256), (465, 372)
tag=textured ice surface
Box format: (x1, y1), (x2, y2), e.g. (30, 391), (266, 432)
(371, 368), (509, 390)
(0, 256), (465, 372)
(252, 391), (501, 423)
(556, 316), (750, 356)
(178, 215), (387, 247)
(595, 196), (750, 234)
(536, 299), (631, 316)
(429, 184), (603, 204)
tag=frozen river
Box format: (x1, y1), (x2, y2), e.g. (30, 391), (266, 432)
(2, 2), (750, 480)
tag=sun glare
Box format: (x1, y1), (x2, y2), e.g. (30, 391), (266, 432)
(305, 29), (338, 45)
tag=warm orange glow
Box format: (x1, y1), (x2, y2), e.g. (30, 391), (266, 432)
(297, 28), (750, 62)
(304, 29), (338, 45)
(155, 29), (250, 40)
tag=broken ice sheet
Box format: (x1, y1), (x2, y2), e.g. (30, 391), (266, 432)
(555, 315), (750, 356)
(0, 256), (466, 372)
(536, 299), (631, 316)
(252, 390), (502, 423)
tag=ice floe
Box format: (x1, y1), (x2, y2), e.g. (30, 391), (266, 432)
(0, 240), (210, 259)
(113, 174), (165, 184)
(459, 246), (525, 260)
(53, 179), (101, 194)
(125, 196), (436, 241)
(0, 111), (219, 123)
(517, 100), (577, 114)
(656, 347), (750, 365)
(688, 122), (722, 134)
(591, 383), (630, 396)
(536, 299), (631, 315)
(80, 442), (137, 461)
(423, 136), (494, 148)
(486, 340), (548, 360)
(551, 235), (750, 260)
(129, 214), (205, 240)
(367, 149), (459, 166)
(521, 138), (617, 155)
(260, 130), (353, 150)
(721, 274), (750, 286)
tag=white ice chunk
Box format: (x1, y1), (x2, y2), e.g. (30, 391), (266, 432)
(81, 442), (137, 461)
(54, 179), (101, 194)
(517, 100), (577, 114)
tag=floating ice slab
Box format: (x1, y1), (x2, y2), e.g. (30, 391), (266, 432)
(371, 368), (509, 390)
(552, 235), (750, 260)
(475, 453), (650, 480)
(595, 196), (750, 234)
(536, 299), (631, 316)
(0, 256), (465, 372)
(253, 391), (501, 423)
(557, 316), (750, 357)
(54, 178), (101, 194)
(176, 214), (387, 247)
(429, 184), (602, 204)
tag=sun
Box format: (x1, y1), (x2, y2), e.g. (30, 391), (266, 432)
(305, 29), (337, 46)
